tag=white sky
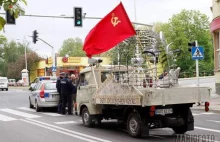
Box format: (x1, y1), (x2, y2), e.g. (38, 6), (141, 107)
(0, 0), (212, 58)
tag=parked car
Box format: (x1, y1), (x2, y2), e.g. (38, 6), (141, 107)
(0, 77), (8, 91)
(8, 79), (16, 86)
(29, 80), (59, 112)
(30, 76), (57, 90)
(17, 80), (24, 86)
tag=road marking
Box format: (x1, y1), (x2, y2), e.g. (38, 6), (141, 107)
(54, 121), (77, 125)
(17, 107), (35, 112)
(201, 112), (215, 115)
(207, 120), (220, 123)
(192, 113), (201, 116)
(42, 113), (63, 117)
(195, 126), (220, 133)
(26, 119), (112, 142)
(0, 108), (41, 119)
(0, 114), (17, 121)
(21, 119), (98, 142)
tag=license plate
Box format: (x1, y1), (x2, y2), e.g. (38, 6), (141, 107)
(51, 94), (56, 98)
(155, 108), (173, 115)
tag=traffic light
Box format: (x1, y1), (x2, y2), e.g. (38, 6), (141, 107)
(5, 10), (15, 24)
(33, 30), (38, 44)
(74, 7), (83, 27)
(188, 41), (196, 52)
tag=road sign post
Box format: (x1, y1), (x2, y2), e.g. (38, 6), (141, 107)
(191, 40), (204, 86)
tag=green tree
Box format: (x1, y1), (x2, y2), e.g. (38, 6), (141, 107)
(161, 9), (213, 74)
(59, 37), (86, 57)
(0, 39), (32, 77)
(0, 0), (27, 30)
(153, 22), (164, 34)
(101, 36), (137, 65)
(7, 51), (41, 80)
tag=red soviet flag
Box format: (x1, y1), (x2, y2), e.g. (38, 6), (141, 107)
(83, 2), (136, 58)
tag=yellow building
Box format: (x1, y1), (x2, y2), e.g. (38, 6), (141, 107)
(30, 56), (111, 82)
(211, 0), (220, 95)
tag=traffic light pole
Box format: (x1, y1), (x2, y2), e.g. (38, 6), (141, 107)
(30, 36), (56, 76)
(195, 40), (200, 86)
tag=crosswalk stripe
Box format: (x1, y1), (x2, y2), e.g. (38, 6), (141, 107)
(207, 120), (220, 123)
(201, 112), (215, 115)
(17, 107), (35, 112)
(54, 121), (77, 124)
(42, 113), (63, 117)
(192, 113), (201, 116)
(0, 114), (17, 121)
(0, 108), (41, 119)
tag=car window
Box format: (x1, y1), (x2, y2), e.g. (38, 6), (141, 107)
(44, 83), (56, 90)
(33, 82), (41, 90)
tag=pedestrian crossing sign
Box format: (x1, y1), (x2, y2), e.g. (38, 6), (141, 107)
(191, 47), (204, 60)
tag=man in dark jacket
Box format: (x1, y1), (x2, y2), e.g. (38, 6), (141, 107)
(60, 73), (76, 115)
(56, 72), (64, 113)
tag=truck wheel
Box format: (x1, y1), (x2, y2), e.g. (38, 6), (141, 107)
(82, 107), (93, 127)
(172, 126), (187, 134)
(127, 113), (142, 138)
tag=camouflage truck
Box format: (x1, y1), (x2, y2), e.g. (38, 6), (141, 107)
(75, 60), (211, 138)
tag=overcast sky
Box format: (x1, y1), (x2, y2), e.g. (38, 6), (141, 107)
(0, 0), (212, 58)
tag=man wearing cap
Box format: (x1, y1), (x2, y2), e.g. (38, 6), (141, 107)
(60, 73), (76, 115)
(56, 72), (64, 113)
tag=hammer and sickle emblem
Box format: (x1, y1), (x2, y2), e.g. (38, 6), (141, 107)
(111, 13), (121, 27)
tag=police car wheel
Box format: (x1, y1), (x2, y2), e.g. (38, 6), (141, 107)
(29, 98), (34, 108)
(82, 107), (93, 127)
(35, 100), (41, 112)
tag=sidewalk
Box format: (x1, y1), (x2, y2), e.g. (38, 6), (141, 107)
(192, 94), (220, 112)
(9, 86), (30, 91)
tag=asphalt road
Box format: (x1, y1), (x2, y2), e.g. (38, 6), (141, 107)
(0, 89), (220, 142)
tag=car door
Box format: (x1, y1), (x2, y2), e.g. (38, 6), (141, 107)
(30, 82), (41, 104)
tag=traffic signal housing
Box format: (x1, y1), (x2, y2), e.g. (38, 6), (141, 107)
(6, 10), (15, 24)
(33, 30), (38, 44)
(188, 41), (196, 52)
(74, 7), (83, 27)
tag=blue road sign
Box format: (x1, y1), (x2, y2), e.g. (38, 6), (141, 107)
(191, 47), (204, 60)
(51, 66), (56, 72)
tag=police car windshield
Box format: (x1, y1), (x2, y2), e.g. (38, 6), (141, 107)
(44, 82), (56, 90)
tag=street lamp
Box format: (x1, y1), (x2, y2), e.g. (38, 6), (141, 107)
(17, 38), (29, 86)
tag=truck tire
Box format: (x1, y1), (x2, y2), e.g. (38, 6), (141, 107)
(172, 126), (187, 134)
(82, 107), (93, 127)
(172, 107), (193, 134)
(127, 113), (142, 138)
